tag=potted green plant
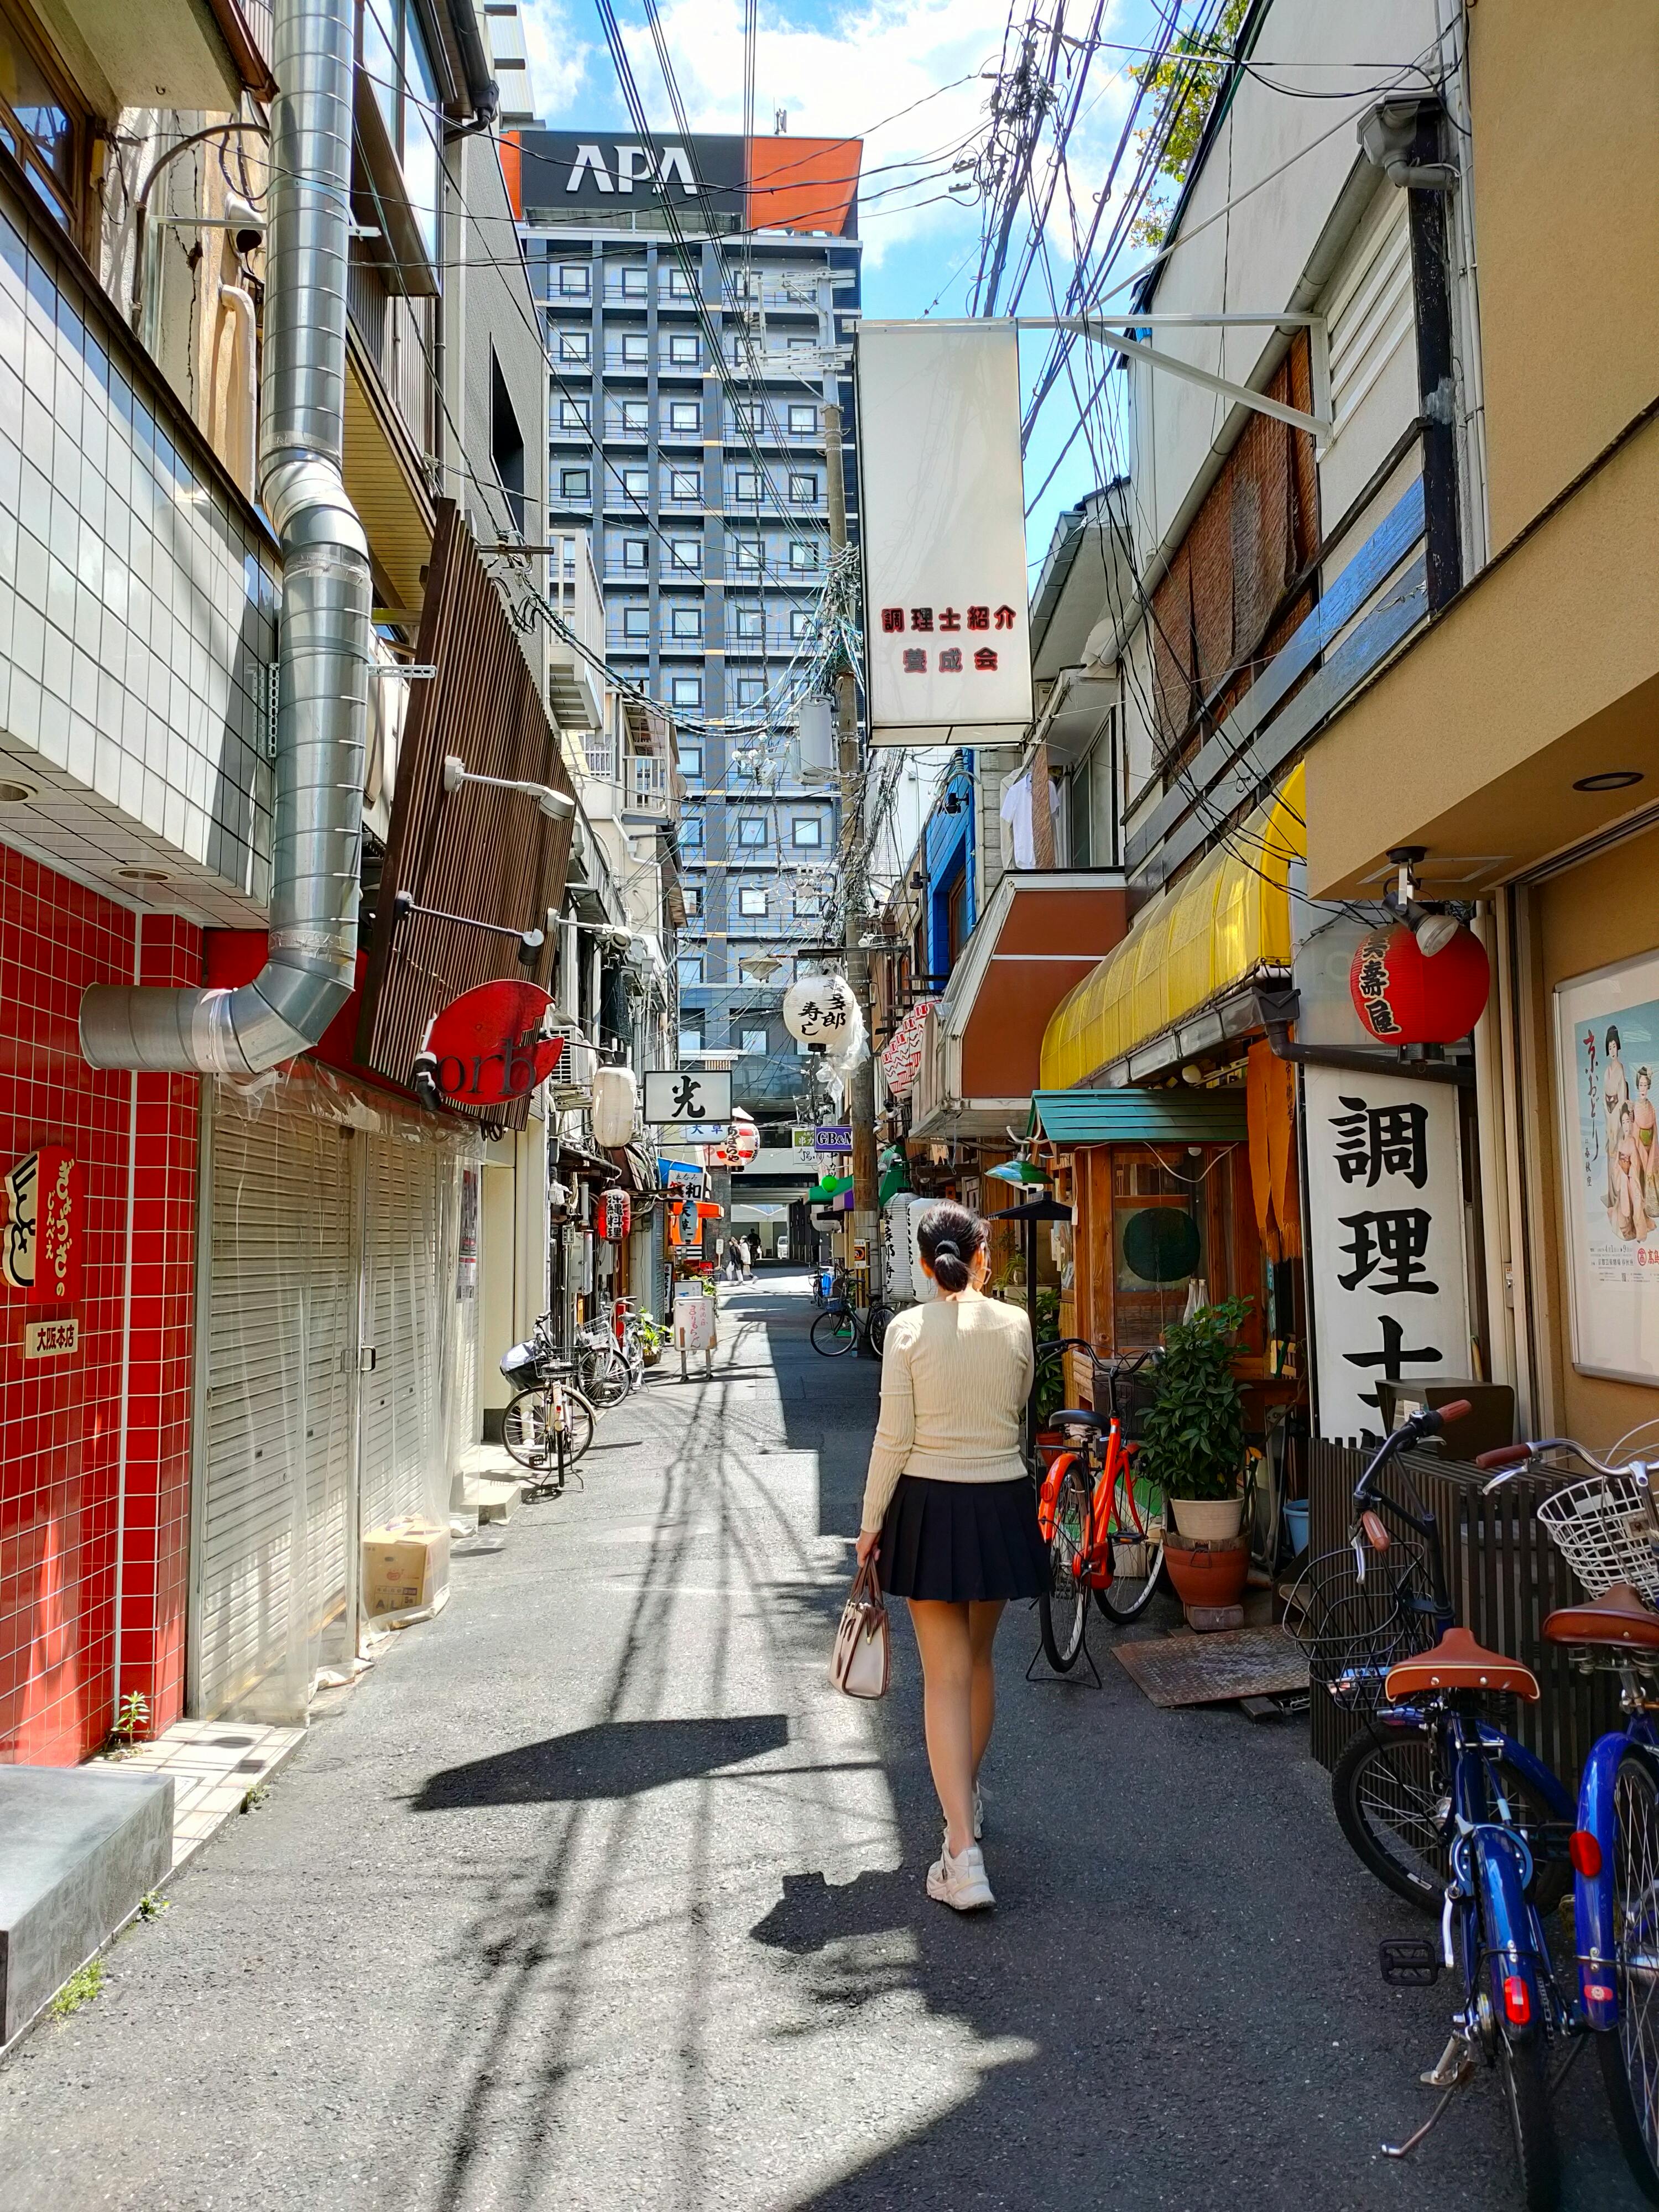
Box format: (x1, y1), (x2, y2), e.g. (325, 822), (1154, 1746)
(1139, 1297), (1251, 1543)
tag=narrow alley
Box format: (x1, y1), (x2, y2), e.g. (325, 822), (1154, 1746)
(0, 1279), (1639, 2211)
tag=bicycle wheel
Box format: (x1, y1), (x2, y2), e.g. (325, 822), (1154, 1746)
(1597, 1750), (1659, 2203)
(582, 1344), (629, 1408)
(1038, 1462), (1092, 1673)
(1093, 1465), (1167, 1624)
(1332, 1724), (1570, 1918)
(866, 1302), (890, 1357)
(1498, 2029), (1561, 2212)
(558, 1384), (596, 1464)
(811, 1309), (858, 1357)
(502, 1386), (552, 1471)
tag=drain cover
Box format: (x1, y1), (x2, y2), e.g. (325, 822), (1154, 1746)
(1113, 1627), (1308, 1708)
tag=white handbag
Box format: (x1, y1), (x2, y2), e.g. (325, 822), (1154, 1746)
(831, 1556), (891, 1700)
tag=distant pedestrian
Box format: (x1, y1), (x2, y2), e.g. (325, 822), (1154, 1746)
(855, 1201), (1044, 1912)
(743, 1234), (757, 1280)
(724, 1237), (742, 1283)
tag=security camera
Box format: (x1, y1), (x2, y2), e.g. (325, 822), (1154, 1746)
(224, 192), (266, 257)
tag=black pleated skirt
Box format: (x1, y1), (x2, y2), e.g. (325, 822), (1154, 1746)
(877, 1474), (1050, 1603)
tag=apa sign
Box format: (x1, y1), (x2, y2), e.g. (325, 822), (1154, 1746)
(2, 1147), (80, 1304)
(416, 980), (563, 1106)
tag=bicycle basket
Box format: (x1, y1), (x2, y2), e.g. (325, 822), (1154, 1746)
(1536, 1472), (1659, 1604)
(1099, 1354), (1161, 1446)
(1282, 1537), (1439, 1711)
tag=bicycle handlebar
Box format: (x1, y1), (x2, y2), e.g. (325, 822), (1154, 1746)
(1477, 1435), (1645, 1494)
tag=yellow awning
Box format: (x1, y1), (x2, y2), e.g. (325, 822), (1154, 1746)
(1039, 764), (1305, 1091)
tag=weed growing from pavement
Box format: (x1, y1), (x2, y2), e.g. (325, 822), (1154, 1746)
(136, 1891), (170, 1922)
(50, 1962), (104, 2020)
(239, 1782), (269, 1813)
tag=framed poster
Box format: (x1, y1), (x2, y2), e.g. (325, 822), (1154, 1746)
(1554, 948), (1659, 1383)
(1303, 1066), (1471, 1438)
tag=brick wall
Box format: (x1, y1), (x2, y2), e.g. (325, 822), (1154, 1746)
(0, 849), (199, 1765)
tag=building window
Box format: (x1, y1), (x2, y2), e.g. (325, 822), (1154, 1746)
(789, 472), (817, 504)
(738, 887), (768, 917)
(789, 609), (811, 639)
(789, 539), (818, 570)
(664, 265), (695, 300)
(678, 745), (702, 778)
(620, 465), (650, 499)
(678, 1026), (702, 1054)
(741, 1028), (768, 1056)
(620, 263), (648, 298)
(733, 468), (761, 502)
(668, 400), (700, 434)
(737, 817), (767, 847)
(623, 604), (650, 637)
(788, 403), (816, 435)
(670, 606), (701, 639)
(620, 398), (649, 434)
(622, 537), (649, 570)
(682, 884), (702, 914)
(794, 881), (825, 919)
(733, 603), (763, 638)
(791, 816), (822, 848)
(668, 468), (700, 503)
(556, 328), (590, 363)
(559, 399), (588, 430)
(362, 0), (441, 265)
(668, 333), (699, 366)
(732, 538), (762, 573)
(622, 332), (649, 365)
(670, 675), (702, 708)
(556, 262), (591, 298)
(559, 466), (591, 500)
(679, 817), (704, 848)
(669, 536), (701, 572)
(734, 676), (765, 708)
(0, 7), (84, 233)
(677, 953), (703, 985)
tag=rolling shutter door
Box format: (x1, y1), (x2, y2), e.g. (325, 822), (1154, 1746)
(195, 1086), (357, 1721)
(358, 1131), (446, 1535)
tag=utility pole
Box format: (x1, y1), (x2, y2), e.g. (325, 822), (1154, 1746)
(823, 401), (878, 1290)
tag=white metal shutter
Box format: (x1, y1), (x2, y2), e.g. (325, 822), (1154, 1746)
(196, 1090), (357, 1720)
(358, 1133), (446, 1534)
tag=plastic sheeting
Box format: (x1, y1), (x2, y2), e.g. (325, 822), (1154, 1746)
(195, 1061), (482, 1724)
(1040, 764), (1305, 1092)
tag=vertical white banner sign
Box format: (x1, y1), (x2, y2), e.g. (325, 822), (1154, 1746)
(855, 323), (1034, 748)
(1303, 1066), (1470, 1438)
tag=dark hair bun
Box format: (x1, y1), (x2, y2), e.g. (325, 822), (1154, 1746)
(918, 1200), (984, 1295)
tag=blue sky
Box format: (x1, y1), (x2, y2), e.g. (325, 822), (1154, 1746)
(519, 0), (1171, 583)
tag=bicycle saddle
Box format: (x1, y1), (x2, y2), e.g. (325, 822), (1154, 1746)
(1543, 1582), (1659, 1650)
(1385, 1626), (1541, 1703)
(1051, 1407), (1104, 1430)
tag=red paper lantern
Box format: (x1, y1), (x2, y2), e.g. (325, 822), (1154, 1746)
(1349, 921), (1490, 1045)
(600, 1189), (632, 1241)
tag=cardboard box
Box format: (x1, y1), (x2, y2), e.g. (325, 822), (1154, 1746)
(362, 1519), (450, 1622)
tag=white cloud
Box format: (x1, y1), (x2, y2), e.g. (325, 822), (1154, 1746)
(517, 0), (1136, 273)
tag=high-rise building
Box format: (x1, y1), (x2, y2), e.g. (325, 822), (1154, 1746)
(507, 130), (863, 1117)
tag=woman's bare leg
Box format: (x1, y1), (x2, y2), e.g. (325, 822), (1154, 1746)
(967, 1600), (1005, 1780)
(909, 1599), (975, 1856)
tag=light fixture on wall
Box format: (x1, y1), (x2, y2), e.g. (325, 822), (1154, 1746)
(1573, 769), (1644, 794)
(442, 754), (574, 819)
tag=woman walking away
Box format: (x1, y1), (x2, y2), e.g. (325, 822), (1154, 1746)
(855, 1202), (1046, 1912)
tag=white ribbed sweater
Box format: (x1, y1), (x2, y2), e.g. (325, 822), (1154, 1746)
(859, 1291), (1035, 1533)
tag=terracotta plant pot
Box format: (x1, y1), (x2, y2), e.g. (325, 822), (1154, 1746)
(1163, 1533), (1250, 1611)
(1170, 1495), (1246, 1543)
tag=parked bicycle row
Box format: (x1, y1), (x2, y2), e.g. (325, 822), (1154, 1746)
(495, 1300), (666, 1496)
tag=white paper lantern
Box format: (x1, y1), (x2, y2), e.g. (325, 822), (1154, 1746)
(591, 1065), (638, 1149)
(783, 973), (857, 1049)
(881, 1194), (915, 1302)
(702, 1111), (759, 1168)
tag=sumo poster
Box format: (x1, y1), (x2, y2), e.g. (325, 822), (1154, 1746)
(1556, 948), (1659, 1382)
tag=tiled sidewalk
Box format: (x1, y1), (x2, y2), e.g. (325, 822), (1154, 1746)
(103, 1719), (306, 1871)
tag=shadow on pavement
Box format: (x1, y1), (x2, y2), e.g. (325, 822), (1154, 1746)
(411, 1714), (790, 1808)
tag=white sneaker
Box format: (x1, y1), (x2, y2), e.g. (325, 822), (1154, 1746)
(927, 1842), (995, 1913)
(940, 1785), (984, 1845)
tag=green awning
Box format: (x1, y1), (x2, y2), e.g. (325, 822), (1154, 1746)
(1030, 1087), (1248, 1144)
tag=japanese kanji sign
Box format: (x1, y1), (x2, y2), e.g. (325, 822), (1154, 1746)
(1304, 1068), (1469, 1438)
(855, 322), (1034, 748)
(644, 1070), (733, 1125)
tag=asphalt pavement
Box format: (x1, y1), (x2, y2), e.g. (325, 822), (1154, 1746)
(0, 1275), (1642, 2210)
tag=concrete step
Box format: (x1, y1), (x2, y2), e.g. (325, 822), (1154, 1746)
(1, 1765), (173, 2053)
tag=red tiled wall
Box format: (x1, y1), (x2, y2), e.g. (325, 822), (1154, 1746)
(0, 851), (200, 1766)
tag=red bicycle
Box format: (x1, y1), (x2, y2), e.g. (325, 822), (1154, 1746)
(1034, 1343), (1167, 1671)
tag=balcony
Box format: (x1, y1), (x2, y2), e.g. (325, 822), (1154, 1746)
(546, 531), (606, 732)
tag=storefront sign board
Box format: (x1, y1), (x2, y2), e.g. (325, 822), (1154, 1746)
(1303, 1066), (1470, 1438)
(1555, 948), (1659, 1382)
(645, 1070), (732, 1125)
(856, 322), (1034, 748)
(2, 1147), (80, 1304)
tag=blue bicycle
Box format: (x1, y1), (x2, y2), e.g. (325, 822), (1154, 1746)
(1290, 1402), (1577, 2208)
(1481, 1434), (1659, 2203)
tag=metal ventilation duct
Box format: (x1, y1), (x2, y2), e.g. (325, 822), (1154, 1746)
(80, 0), (372, 1073)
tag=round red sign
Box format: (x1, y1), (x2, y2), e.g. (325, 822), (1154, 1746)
(420, 980), (564, 1104)
(1349, 920), (1490, 1046)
